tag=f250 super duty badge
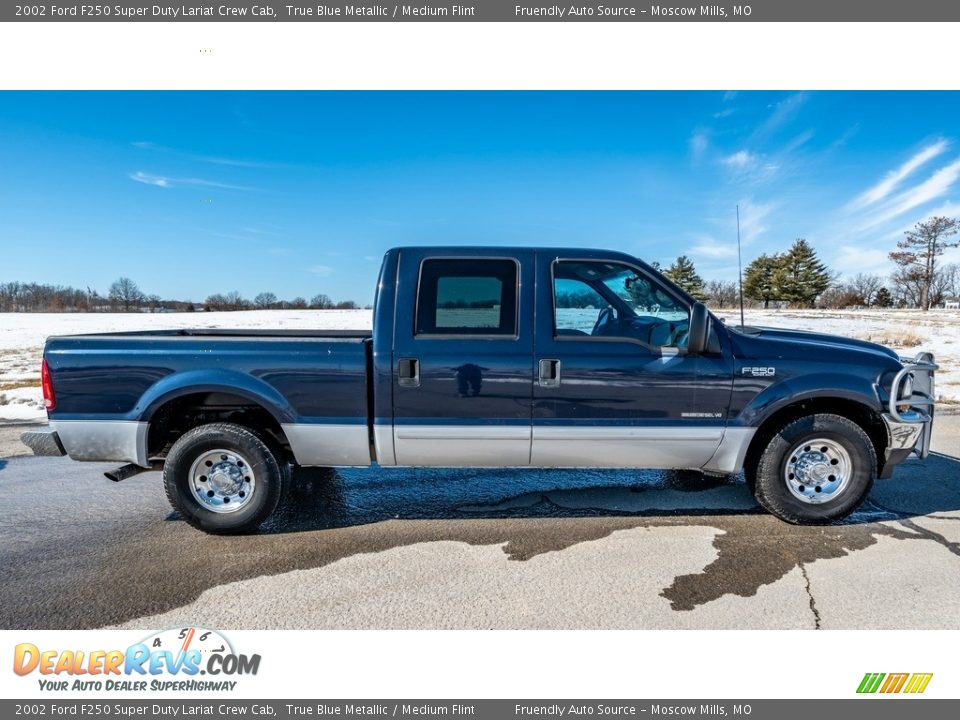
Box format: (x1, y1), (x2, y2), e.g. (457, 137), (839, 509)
(742, 366), (776, 377)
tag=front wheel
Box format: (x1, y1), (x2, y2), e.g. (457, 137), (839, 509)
(163, 422), (286, 534)
(751, 413), (876, 524)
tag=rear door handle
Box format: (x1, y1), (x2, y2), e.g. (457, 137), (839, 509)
(539, 359), (561, 387)
(398, 357), (420, 387)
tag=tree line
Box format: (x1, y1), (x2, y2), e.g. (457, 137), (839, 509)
(0, 277), (362, 313)
(2, 216), (957, 313)
(661, 216), (960, 311)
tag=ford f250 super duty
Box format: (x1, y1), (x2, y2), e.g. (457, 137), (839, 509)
(21, 247), (937, 533)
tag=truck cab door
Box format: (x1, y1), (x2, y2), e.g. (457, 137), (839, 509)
(531, 253), (734, 468)
(391, 249), (535, 466)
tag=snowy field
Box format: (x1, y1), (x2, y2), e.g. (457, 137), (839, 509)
(1, 308), (958, 423)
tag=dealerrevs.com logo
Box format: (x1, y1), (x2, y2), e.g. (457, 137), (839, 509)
(857, 672), (933, 694)
(13, 627), (261, 692)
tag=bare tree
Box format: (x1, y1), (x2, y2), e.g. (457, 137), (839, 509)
(849, 273), (884, 306)
(817, 284), (862, 309)
(204, 293), (228, 311)
(225, 291), (248, 311)
(310, 293), (334, 309)
(889, 216), (960, 310)
(108, 277), (145, 312)
(704, 280), (738, 308)
(254, 292), (278, 309)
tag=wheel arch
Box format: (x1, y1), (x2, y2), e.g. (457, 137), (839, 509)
(742, 396), (887, 481)
(137, 371), (295, 460)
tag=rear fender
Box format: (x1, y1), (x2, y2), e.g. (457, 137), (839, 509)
(135, 369), (297, 425)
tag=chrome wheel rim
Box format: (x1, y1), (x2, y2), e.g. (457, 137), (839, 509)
(784, 438), (851, 504)
(188, 449), (256, 514)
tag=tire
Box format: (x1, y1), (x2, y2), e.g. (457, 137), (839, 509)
(752, 413), (876, 524)
(163, 422), (286, 534)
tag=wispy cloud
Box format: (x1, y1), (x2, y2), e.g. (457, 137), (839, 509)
(129, 171), (258, 191)
(722, 150), (757, 169)
(307, 265), (334, 277)
(132, 140), (288, 169)
(129, 171), (171, 188)
(737, 199), (776, 244)
(242, 226), (281, 236)
(689, 131), (709, 160)
(851, 139), (950, 209)
(690, 234), (737, 258)
(857, 156), (960, 231)
(832, 245), (892, 276)
(750, 92), (808, 144)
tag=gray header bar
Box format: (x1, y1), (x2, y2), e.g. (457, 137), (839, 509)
(5, 1), (960, 22)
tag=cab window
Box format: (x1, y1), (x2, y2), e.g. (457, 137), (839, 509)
(416, 258), (518, 336)
(553, 260), (689, 349)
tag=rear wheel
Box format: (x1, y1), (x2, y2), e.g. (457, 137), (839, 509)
(752, 413), (876, 524)
(163, 422), (286, 534)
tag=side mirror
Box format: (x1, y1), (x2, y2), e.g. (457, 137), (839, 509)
(687, 302), (710, 354)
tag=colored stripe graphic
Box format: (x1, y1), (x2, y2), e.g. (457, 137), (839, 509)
(880, 673), (907, 693)
(857, 673), (885, 693)
(857, 672), (932, 694)
(904, 673), (933, 694)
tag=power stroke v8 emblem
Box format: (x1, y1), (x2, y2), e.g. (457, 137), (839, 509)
(742, 366), (776, 377)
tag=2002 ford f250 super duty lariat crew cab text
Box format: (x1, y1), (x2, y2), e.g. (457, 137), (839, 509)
(22, 247), (937, 533)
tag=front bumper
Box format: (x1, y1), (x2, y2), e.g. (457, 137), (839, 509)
(879, 352), (937, 477)
(20, 428), (66, 457)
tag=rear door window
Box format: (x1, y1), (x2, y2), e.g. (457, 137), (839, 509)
(416, 258), (518, 336)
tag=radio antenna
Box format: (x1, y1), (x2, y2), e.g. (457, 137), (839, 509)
(737, 204), (745, 328)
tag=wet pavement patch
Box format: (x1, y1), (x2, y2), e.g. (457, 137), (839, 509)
(1, 453), (959, 629)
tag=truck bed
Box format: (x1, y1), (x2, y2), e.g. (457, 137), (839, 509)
(44, 331), (372, 425)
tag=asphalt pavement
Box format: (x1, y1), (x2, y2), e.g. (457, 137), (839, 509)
(1, 418), (958, 630)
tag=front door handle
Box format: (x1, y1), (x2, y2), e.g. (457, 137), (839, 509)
(398, 357), (420, 387)
(539, 359), (561, 387)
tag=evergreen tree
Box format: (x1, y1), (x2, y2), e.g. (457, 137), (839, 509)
(664, 255), (707, 301)
(873, 286), (893, 308)
(776, 239), (831, 307)
(742, 254), (782, 308)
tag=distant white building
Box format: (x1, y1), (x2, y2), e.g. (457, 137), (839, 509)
(945, 297), (960, 309)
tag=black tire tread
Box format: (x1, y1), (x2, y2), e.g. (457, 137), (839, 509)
(752, 413), (876, 525)
(163, 422), (285, 534)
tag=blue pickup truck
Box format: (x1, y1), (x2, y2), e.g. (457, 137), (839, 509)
(22, 247), (937, 533)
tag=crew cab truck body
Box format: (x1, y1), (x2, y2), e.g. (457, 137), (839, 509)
(22, 247), (937, 533)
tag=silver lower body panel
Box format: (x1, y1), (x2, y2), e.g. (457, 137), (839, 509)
(282, 423), (371, 467)
(52, 420), (149, 466)
(394, 425), (530, 466)
(531, 425), (725, 469)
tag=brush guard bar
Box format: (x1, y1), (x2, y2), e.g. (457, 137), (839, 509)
(888, 352), (937, 460)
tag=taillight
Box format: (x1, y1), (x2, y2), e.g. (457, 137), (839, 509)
(41, 358), (56, 411)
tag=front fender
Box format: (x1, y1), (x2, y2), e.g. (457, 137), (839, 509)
(133, 369), (298, 424)
(736, 372), (882, 428)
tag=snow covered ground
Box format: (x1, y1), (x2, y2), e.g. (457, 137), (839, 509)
(1, 308), (958, 423)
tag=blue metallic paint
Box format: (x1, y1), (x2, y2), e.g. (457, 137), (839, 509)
(41, 247), (919, 475)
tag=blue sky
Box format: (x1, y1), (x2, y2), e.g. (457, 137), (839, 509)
(2, 91), (960, 304)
